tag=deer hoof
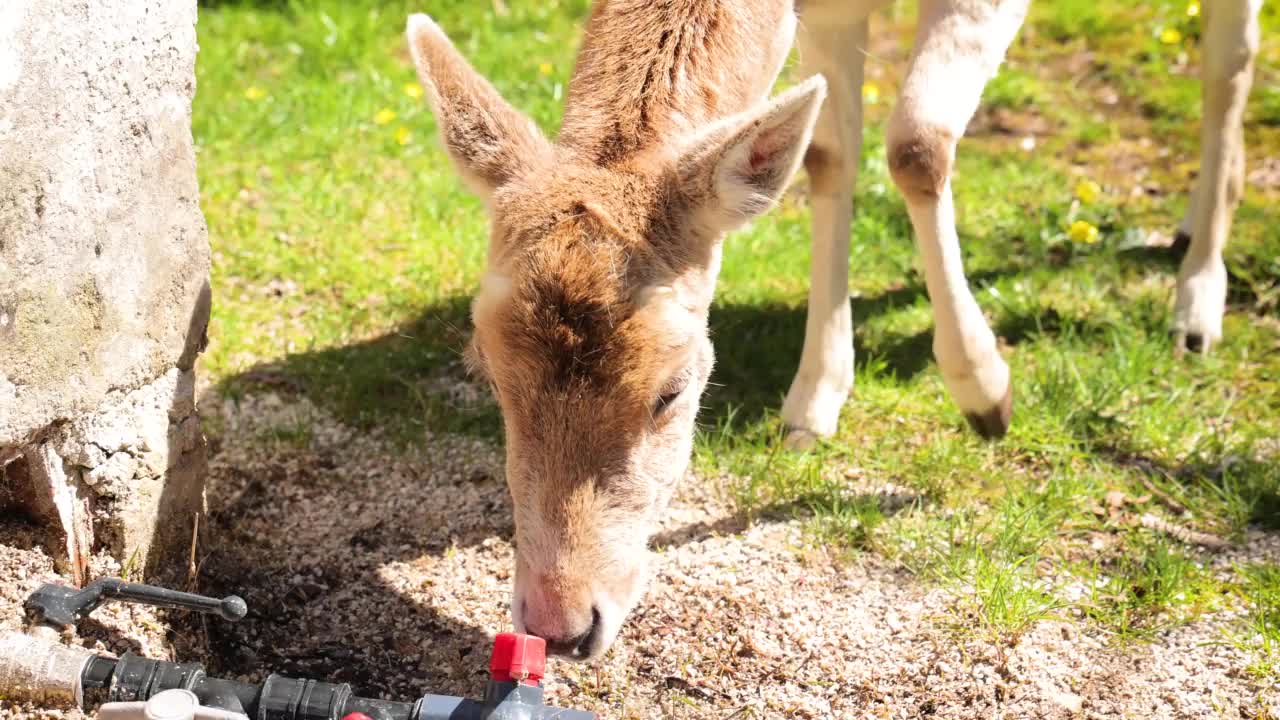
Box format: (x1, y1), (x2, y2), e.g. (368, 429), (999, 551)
(963, 385), (1013, 440)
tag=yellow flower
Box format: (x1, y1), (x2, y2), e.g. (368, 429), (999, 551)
(862, 82), (880, 105)
(403, 83), (423, 99)
(1186, 2), (1200, 17)
(539, 62), (553, 76)
(374, 108), (397, 125)
(395, 126), (412, 146)
(1160, 27), (1182, 44)
(244, 86), (265, 100)
(1068, 220), (1100, 244)
(1074, 179), (1102, 204)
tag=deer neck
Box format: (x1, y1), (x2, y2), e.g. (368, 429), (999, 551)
(558, 0), (797, 167)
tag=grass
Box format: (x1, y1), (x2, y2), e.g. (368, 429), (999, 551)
(1233, 563), (1280, 678)
(194, 0), (1280, 674)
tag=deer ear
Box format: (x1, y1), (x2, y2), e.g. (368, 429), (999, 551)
(407, 14), (552, 199)
(677, 75), (826, 232)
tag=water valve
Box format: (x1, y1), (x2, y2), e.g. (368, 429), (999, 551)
(96, 688), (249, 720)
(488, 632), (545, 684)
(7, 580), (595, 720)
(25, 578), (247, 630)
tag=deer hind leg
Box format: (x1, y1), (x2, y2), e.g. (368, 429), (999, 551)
(780, 17), (869, 449)
(886, 0), (1028, 439)
(1173, 0), (1261, 355)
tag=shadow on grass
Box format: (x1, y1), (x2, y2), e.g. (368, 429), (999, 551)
(706, 264), (1031, 429)
(197, 0), (290, 9)
(207, 236), (1280, 694)
(219, 294), (497, 444)
(1117, 238), (1279, 311)
(1041, 374), (1280, 535)
(1094, 444), (1280, 532)
(214, 259), (1045, 444)
(189, 228), (1277, 698)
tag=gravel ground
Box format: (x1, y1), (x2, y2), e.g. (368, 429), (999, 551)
(2, 391), (1276, 719)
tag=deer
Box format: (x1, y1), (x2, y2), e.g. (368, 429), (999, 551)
(405, 0), (1263, 661)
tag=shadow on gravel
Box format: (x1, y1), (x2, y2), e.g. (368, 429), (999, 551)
(175, 407), (506, 700)
(650, 484), (924, 554)
(179, 255), (1031, 700)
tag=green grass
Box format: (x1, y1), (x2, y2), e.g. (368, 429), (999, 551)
(1232, 563), (1280, 678)
(194, 0), (1280, 671)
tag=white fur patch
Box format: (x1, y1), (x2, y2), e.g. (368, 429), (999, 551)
(714, 76), (827, 229)
(631, 285), (702, 378)
(1174, 261), (1227, 346)
(472, 272), (513, 327)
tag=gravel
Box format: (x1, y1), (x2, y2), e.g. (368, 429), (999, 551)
(2, 391), (1276, 719)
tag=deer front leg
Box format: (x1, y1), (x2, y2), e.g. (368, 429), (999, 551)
(781, 19), (869, 449)
(1172, 0), (1261, 355)
(886, 0), (1028, 438)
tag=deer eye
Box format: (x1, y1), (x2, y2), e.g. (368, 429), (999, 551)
(651, 375), (691, 417)
(653, 389), (682, 415)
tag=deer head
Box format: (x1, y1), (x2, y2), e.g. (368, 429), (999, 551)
(406, 6), (822, 660)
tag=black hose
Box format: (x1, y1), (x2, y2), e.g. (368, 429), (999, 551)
(83, 653), (415, 720)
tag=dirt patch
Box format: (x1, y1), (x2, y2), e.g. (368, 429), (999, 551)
(2, 392), (1276, 719)
(0, 524), (172, 720)
(1249, 156), (1280, 190)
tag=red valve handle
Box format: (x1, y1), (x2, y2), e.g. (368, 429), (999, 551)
(489, 632), (546, 685)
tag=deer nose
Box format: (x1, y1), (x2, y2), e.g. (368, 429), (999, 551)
(530, 605), (602, 660)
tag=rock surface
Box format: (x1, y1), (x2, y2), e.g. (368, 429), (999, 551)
(0, 0), (209, 580)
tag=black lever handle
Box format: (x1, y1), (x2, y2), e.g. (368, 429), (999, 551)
(25, 578), (247, 629)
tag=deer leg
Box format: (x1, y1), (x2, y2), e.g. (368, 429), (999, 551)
(1173, 0), (1261, 355)
(781, 18), (869, 448)
(1175, 101), (1248, 257)
(886, 0), (1028, 439)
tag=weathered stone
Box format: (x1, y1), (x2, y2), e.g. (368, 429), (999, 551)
(0, 0), (210, 582)
(21, 443), (93, 585)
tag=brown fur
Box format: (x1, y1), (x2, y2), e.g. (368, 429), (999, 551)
(411, 0), (1261, 656)
(803, 144), (841, 195)
(560, 0), (793, 165)
(466, 156), (717, 646)
(887, 125), (955, 199)
(408, 21), (551, 192)
(407, 0), (818, 656)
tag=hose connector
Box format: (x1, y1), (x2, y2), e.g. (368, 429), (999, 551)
(0, 630), (94, 707)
